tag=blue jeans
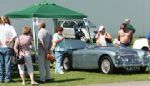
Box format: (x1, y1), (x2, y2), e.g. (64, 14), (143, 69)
(0, 47), (13, 82)
(55, 51), (65, 73)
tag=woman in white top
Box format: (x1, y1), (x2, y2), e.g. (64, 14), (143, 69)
(95, 26), (112, 46)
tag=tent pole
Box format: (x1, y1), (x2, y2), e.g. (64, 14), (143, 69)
(83, 18), (93, 44)
(32, 17), (38, 55)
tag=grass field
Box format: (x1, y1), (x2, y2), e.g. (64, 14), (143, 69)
(0, 66), (150, 86)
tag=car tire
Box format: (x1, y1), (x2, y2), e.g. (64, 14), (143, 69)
(142, 47), (149, 51)
(99, 56), (115, 74)
(62, 55), (71, 71)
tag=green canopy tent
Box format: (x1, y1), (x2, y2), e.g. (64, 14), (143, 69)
(6, 3), (87, 19)
(5, 2), (87, 53)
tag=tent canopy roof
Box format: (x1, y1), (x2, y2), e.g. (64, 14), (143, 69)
(6, 3), (87, 19)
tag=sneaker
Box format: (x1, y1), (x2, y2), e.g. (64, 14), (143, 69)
(45, 79), (51, 82)
(36, 80), (45, 84)
(56, 71), (64, 74)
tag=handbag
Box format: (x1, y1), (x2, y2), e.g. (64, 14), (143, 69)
(16, 55), (25, 64)
(16, 37), (25, 64)
(46, 53), (55, 63)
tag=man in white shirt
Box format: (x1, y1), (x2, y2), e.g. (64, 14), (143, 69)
(0, 16), (17, 83)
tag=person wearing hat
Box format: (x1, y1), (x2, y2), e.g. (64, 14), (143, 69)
(14, 26), (38, 85)
(95, 26), (112, 46)
(124, 19), (135, 45)
(124, 19), (135, 33)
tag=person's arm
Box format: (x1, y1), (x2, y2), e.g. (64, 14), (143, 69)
(54, 37), (64, 44)
(48, 34), (52, 53)
(13, 38), (19, 56)
(117, 31), (120, 41)
(95, 32), (100, 39)
(96, 35), (100, 46)
(38, 31), (47, 53)
(130, 33), (133, 44)
(105, 32), (112, 40)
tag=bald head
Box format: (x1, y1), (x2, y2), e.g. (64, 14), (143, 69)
(38, 21), (46, 29)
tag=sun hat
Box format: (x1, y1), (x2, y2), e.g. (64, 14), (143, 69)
(98, 26), (105, 32)
(124, 18), (130, 23)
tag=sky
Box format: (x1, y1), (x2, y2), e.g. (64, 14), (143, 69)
(0, 0), (150, 37)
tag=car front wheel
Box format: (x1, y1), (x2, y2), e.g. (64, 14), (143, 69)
(62, 55), (71, 71)
(99, 56), (115, 74)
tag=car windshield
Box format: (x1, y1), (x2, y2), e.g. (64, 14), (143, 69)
(77, 21), (96, 28)
(85, 43), (115, 48)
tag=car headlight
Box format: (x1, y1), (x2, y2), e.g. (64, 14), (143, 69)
(143, 51), (149, 58)
(115, 52), (121, 59)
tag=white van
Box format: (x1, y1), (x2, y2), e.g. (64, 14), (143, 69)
(58, 19), (97, 40)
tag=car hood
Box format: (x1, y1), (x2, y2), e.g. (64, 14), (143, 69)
(92, 46), (138, 55)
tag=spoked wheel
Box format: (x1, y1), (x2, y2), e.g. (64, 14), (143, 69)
(99, 56), (115, 74)
(62, 56), (71, 71)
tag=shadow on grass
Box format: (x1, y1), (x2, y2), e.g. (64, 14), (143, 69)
(112, 70), (150, 75)
(67, 69), (150, 75)
(52, 78), (85, 83)
(71, 69), (100, 73)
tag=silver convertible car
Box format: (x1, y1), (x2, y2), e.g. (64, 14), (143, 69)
(61, 39), (150, 74)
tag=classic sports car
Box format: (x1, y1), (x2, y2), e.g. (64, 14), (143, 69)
(61, 39), (149, 74)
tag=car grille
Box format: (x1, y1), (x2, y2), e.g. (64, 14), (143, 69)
(116, 54), (143, 65)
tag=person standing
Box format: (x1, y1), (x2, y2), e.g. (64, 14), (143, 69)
(146, 32), (150, 80)
(147, 32), (150, 50)
(124, 19), (135, 45)
(0, 17), (5, 83)
(95, 26), (112, 46)
(0, 16), (17, 83)
(37, 21), (52, 82)
(14, 26), (38, 85)
(52, 26), (66, 74)
(117, 23), (132, 47)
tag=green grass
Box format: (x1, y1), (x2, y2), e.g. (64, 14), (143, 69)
(0, 66), (150, 86)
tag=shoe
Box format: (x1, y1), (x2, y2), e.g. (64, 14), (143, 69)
(5, 79), (14, 83)
(45, 79), (51, 82)
(55, 71), (64, 74)
(36, 80), (45, 84)
(46, 78), (54, 83)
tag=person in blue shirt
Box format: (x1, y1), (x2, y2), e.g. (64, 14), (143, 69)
(52, 26), (65, 75)
(146, 32), (150, 50)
